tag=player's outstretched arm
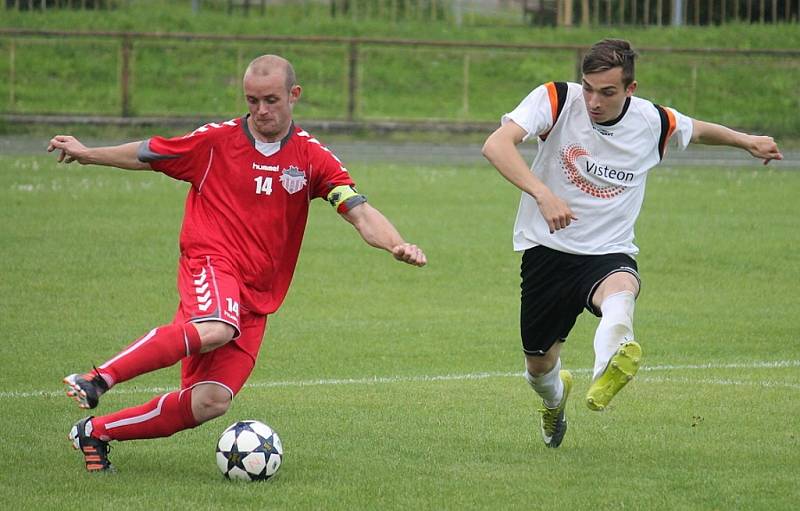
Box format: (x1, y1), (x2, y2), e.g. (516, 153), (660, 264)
(47, 135), (151, 170)
(340, 203), (427, 267)
(482, 121), (577, 233)
(691, 119), (783, 165)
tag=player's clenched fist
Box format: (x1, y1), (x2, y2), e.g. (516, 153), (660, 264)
(535, 189), (578, 233)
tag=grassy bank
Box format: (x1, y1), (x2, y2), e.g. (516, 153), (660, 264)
(3, 2), (800, 48)
(1, 2), (798, 137)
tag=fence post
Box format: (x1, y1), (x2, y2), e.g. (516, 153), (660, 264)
(582, 0), (590, 26)
(236, 46), (243, 112)
(462, 52), (470, 117)
(120, 35), (132, 117)
(9, 38), (15, 111)
(347, 40), (358, 122)
(690, 62), (697, 114)
(564, 0), (574, 25)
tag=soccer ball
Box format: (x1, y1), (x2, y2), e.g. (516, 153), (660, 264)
(216, 420), (283, 481)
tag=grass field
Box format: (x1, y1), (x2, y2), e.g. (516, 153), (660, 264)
(0, 148), (799, 510)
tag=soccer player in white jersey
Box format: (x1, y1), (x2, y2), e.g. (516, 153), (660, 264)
(482, 39), (782, 448)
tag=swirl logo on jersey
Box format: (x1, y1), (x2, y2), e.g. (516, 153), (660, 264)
(279, 166), (307, 194)
(559, 144), (632, 199)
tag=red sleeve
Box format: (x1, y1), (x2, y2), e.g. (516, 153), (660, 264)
(306, 139), (355, 200)
(139, 129), (213, 185)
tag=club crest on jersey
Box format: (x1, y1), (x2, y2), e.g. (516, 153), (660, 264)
(279, 166), (307, 194)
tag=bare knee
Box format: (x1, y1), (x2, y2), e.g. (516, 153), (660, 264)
(593, 272), (639, 309)
(526, 356), (556, 376)
(191, 384), (232, 424)
(194, 321), (236, 353)
(525, 343), (562, 376)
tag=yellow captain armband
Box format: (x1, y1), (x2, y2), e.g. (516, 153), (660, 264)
(327, 185), (367, 213)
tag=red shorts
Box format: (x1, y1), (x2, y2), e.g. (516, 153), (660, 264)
(174, 255), (268, 397)
(176, 255), (243, 338)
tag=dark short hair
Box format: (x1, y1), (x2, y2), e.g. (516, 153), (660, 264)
(582, 39), (637, 87)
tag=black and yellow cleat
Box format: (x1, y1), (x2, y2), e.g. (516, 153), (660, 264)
(586, 341), (642, 411)
(538, 370), (573, 448)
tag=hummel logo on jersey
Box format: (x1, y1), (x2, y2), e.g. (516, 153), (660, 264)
(279, 166), (307, 194)
(592, 125), (614, 136)
(252, 162), (279, 172)
(193, 268), (214, 312)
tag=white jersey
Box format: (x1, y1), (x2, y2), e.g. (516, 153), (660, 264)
(503, 81), (693, 256)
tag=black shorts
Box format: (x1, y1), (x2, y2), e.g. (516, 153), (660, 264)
(520, 245), (640, 356)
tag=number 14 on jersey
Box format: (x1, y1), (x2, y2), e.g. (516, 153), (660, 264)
(254, 176), (273, 195)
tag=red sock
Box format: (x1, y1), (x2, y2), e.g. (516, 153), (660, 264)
(97, 323), (202, 386)
(90, 389), (198, 442)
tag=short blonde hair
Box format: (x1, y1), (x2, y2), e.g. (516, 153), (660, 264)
(244, 55), (296, 92)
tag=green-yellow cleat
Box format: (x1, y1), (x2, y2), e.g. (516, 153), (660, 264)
(586, 341), (642, 411)
(538, 370), (573, 448)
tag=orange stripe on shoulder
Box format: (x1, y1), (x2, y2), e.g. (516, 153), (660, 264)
(665, 107), (677, 141)
(544, 82), (558, 125)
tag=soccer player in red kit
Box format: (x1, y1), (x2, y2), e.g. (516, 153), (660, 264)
(48, 55), (427, 472)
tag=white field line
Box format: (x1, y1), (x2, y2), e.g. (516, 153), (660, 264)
(637, 375), (800, 390)
(3, 360), (799, 400)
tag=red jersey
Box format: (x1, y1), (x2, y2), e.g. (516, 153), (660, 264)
(139, 116), (355, 315)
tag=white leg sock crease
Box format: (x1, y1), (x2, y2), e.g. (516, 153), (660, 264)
(525, 358), (563, 408)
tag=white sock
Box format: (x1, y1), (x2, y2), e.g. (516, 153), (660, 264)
(525, 358), (563, 408)
(592, 291), (636, 380)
